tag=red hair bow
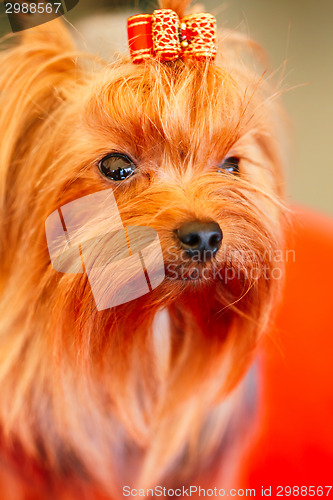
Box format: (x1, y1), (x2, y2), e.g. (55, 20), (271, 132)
(127, 9), (217, 63)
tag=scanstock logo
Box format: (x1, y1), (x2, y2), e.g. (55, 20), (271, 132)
(0, 0), (79, 32)
(45, 189), (165, 311)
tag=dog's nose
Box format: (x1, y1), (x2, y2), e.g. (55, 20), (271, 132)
(176, 221), (223, 260)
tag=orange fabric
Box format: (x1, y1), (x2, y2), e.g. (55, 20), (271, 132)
(240, 207), (333, 492)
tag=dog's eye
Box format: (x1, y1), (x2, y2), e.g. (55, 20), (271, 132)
(98, 153), (136, 181)
(218, 156), (240, 175)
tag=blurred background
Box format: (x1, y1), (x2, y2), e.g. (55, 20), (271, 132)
(0, 0), (332, 215)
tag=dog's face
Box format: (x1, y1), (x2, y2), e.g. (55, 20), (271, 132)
(46, 57), (284, 302)
(0, 18), (286, 493)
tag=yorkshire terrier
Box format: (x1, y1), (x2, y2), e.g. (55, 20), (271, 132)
(0, 0), (286, 498)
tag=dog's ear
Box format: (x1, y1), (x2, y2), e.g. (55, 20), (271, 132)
(0, 18), (80, 152)
(0, 18), (81, 199)
(0, 19), (83, 258)
(0, 17), (79, 97)
(0, 18), (80, 121)
(20, 15), (75, 48)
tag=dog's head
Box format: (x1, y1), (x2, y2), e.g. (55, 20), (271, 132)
(0, 1), (287, 493)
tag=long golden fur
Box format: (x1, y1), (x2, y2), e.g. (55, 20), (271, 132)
(0, 1), (286, 498)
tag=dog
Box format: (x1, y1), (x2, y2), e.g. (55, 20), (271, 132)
(0, 0), (287, 498)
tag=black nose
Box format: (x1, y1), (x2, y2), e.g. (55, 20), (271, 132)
(176, 221), (223, 260)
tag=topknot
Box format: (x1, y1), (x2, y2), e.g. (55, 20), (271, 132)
(158, 0), (192, 18)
